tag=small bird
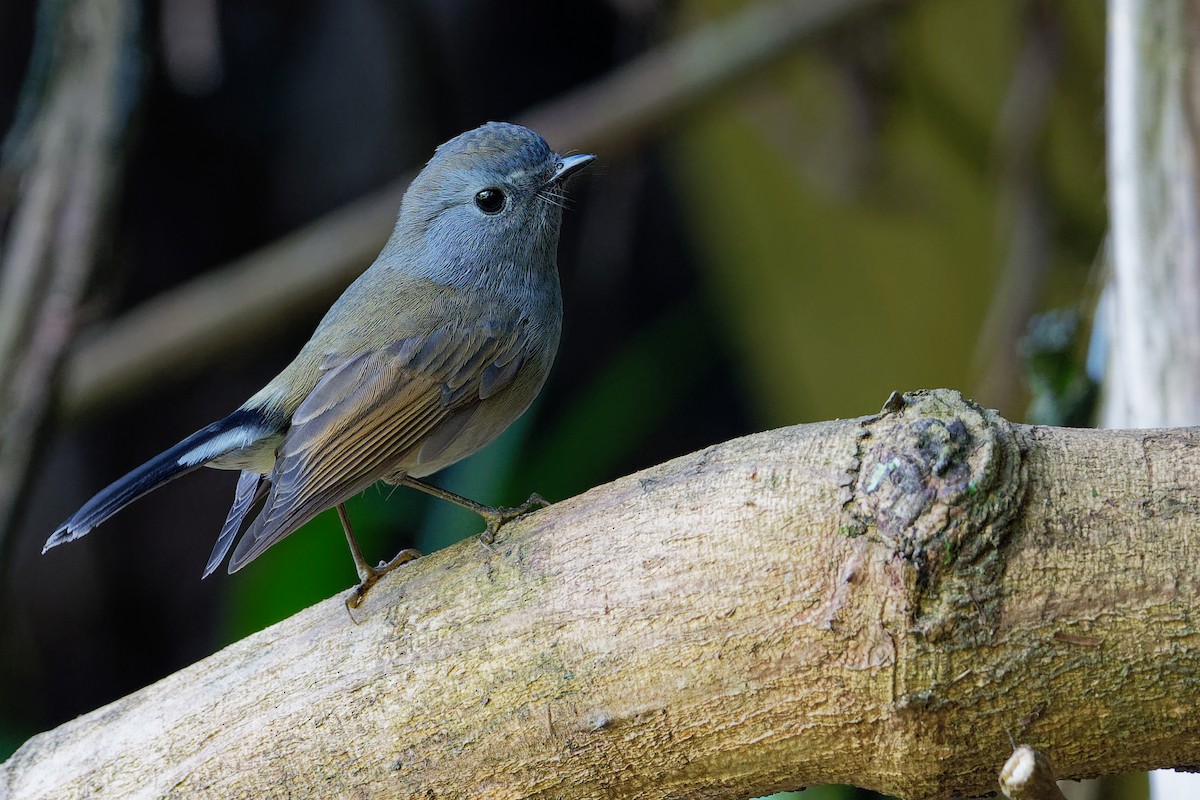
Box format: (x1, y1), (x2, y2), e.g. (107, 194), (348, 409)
(45, 122), (593, 605)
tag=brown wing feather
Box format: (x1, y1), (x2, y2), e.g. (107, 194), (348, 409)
(227, 323), (526, 572)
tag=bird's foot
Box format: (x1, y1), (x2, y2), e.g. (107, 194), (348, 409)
(346, 547), (422, 611)
(478, 493), (550, 546)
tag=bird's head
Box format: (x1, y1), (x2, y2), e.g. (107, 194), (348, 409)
(390, 122), (594, 287)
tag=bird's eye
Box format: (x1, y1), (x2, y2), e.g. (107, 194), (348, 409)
(474, 188), (506, 214)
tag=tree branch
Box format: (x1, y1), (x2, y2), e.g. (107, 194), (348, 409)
(4, 389), (1198, 799)
(0, 0), (139, 557)
(999, 745), (1067, 800)
(1103, 0), (1200, 426)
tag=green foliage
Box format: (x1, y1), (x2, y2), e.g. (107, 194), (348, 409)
(673, 0), (1105, 425)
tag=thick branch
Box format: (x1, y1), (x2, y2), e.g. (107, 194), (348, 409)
(3, 389), (1199, 799)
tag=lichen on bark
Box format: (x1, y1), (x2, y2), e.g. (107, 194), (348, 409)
(845, 389), (1028, 642)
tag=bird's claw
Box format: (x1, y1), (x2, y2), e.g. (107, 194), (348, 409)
(478, 493), (550, 546)
(345, 547), (421, 610)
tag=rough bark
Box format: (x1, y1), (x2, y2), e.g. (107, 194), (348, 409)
(2, 389), (1198, 800)
(1102, 6), (1200, 796)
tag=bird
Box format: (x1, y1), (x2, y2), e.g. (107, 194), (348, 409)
(45, 122), (594, 606)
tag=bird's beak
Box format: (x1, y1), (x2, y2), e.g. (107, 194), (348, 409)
(551, 153), (595, 184)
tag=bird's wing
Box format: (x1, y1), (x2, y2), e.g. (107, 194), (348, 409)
(227, 323), (528, 572)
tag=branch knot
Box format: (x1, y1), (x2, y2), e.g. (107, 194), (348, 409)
(846, 389), (1027, 636)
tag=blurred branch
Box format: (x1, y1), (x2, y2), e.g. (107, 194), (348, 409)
(999, 745), (1067, 800)
(57, 0), (885, 422)
(970, 0), (1060, 415)
(0, 1), (139, 552)
(1101, 0), (1200, 427)
(1100, 5), (1200, 796)
(4, 390), (1200, 798)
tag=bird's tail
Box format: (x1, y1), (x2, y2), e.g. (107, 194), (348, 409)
(44, 407), (279, 553)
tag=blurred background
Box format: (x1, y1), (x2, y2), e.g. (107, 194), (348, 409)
(0, 0), (1180, 798)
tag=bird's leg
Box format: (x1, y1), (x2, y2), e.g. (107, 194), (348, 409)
(338, 503), (420, 610)
(397, 476), (550, 545)
(339, 503), (375, 584)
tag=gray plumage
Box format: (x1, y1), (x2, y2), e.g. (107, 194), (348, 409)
(46, 122), (593, 585)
